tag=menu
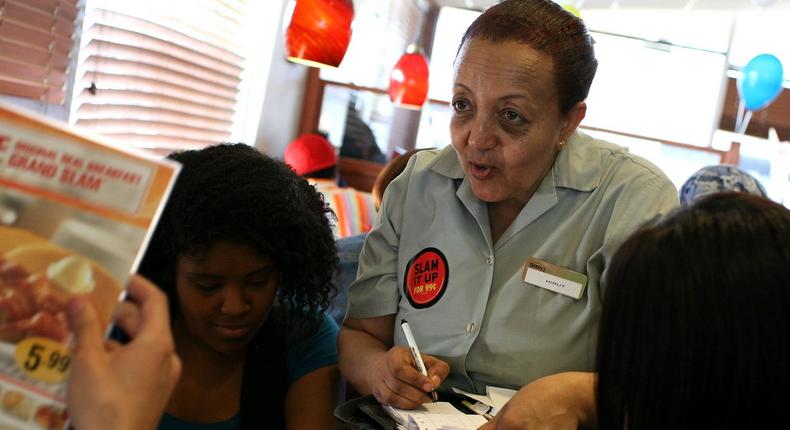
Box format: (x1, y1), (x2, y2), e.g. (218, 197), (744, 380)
(0, 103), (179, 429)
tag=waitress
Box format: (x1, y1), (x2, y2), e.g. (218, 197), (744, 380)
(337, 0), (678, 414)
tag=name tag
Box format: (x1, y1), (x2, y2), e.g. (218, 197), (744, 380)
(523, 257), (588, 299)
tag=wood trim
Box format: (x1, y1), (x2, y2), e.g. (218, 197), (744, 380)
(719, 77), (790, 141)
(721, 141), (740, 165)
(338, 156), (384, 193)
(298, 67), (324, 135)
(297, 77), (450, 140)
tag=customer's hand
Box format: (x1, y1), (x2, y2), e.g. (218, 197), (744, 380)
(66, 274), (181, 430)
(368, 345), (449, 409)
(479, 372), (596, 430)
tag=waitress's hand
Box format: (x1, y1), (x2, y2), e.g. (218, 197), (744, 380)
(66, 275), (182, 430)
(368, 345), (449, 409)
(478, 372), (596, 430)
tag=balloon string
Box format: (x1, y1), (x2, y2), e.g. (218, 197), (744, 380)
(735, 99), (745, 132)
(738, 110), (753, 135)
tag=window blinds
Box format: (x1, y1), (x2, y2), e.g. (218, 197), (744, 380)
(0, 0), (79, 104)
(70, 0), (248, 154)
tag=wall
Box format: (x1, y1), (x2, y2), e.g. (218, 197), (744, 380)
(253, 0), (309, 158)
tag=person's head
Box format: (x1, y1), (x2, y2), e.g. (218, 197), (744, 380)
(597, 192), (790, 430)
(451, 0), (596, 208)
(284, 133), (338, 179)
(371, 149), (428, 209)
(138, 144), (337, 355)
(679, 164), (768, 207)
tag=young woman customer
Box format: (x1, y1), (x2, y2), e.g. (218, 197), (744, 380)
(139, 143), (339, 430)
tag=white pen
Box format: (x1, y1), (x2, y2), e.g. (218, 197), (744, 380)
(401, 319), (439, 402)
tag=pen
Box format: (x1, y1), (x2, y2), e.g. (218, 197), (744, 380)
(400, 319), (439, 402)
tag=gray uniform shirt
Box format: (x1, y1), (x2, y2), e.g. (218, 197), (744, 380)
(347, 132), (679, 392)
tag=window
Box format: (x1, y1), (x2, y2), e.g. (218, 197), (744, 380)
(0, 0), (79, 105)
(427, 6), (478, 102)
(582, 31), (727, 146)
(318, 85), (394, 157)
(314, 0), (424, 157)
(69, 0), (253, 155)
(728, 10), (790, 75)
(580, 9), (733, 53)
(319, 0), (422, 90)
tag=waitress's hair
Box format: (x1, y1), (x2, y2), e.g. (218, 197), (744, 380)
(597, 192), (790, 430)
(138, 143), (337, 340)
(458, 0), (597, 114)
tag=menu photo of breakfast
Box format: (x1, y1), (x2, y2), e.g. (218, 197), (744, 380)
(0, 103), (180, 429)
(0, 229), (122, 345)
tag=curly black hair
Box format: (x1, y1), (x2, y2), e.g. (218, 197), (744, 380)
(138, 143), (338, 340)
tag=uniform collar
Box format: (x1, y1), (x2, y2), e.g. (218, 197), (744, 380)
(427, 132), (603, 248)
(430, 131), (601, 193)
(552, 131), (601, 192)
(430, 145), (465, 179)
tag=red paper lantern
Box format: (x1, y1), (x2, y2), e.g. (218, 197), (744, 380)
(286, 0), (354, 68)
(389, 45), (430, 110)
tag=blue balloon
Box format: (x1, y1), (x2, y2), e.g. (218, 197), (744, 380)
(739, 54), (784, 111)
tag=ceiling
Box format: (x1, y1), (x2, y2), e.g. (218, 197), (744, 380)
(432, 0), (790, 11)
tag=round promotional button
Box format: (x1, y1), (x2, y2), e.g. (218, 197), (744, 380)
(403, 247), (449, 309)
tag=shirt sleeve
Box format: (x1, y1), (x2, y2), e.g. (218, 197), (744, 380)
(286, 313), (339, 382)
(592, 159), (680, 302)
(345, 153), (421, 318)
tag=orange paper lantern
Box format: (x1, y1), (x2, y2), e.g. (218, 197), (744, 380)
(286, 0), (354, 68)
(388, 45), (430, 109)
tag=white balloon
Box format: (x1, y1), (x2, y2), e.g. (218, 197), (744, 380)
(752, 0), (777, 7)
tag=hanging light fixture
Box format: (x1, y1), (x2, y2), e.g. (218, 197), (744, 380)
(286, 0), (354, 69)
(389, 44), (430, 110)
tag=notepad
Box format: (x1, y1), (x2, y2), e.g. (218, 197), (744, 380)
(452, 385), (517, 416)
(411, 414), (486, 430)
(383, 402), (486, 430)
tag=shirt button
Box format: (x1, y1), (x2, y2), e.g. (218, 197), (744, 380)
(466, 322), (475, 333)
(486, 256), (494, 265)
